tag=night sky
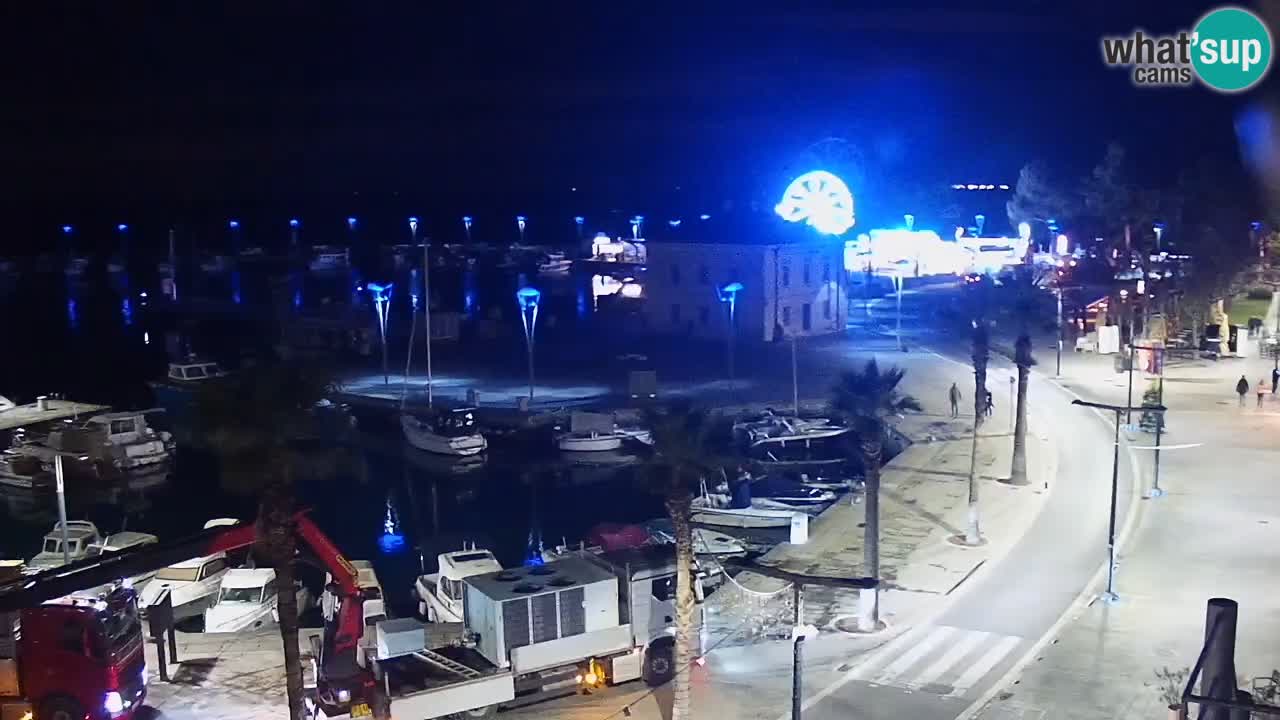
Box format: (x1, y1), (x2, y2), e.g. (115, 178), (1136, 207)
(7, 1), (1271, 250)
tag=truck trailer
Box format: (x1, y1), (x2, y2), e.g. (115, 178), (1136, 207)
(315, 545), (705, 720)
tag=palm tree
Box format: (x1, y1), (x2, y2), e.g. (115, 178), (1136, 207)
(640, 403), (730, 720)
(196, 360), (344, 720)
(830, 360), (921, 631)
(1009, 274), (1039, 486)
(967, 320), (989, 545)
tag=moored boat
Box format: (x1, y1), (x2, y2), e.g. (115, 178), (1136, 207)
(401, 409), (487, 457)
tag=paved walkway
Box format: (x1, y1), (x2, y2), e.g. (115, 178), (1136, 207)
(966, 333), (1280, 719)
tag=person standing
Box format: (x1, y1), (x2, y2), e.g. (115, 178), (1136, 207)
(1236, 375), (1250, 407)
(1271, 366), (1278, 395)
(948, 382), (961, 418)
(984, 388), (994, 417)
(1258, 378), (1268, 408)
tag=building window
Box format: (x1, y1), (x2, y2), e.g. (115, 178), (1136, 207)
(823, 260), (831, 283)
(803, 261), (811, 286)
(782, 306), (791, 326)
(671, 265), (681, 286)
(824, 298), (832, 320)
(782, 265), (790, 288)
(802, 303), (812, 331)
(699, 306), (710, 326)
(699, 265), (710, 284)
(670, 304), (681, 324)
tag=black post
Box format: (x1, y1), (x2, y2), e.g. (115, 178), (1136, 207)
(1126, 342), (1136, 424)
(1198, 598), (1239, 720)
(154, 635), (169, 682)
(792, 635), (805, 720)
(167, 623), (178, 665)
(1153, 374), (1164, 496)
(1106, 409), (1121, 601)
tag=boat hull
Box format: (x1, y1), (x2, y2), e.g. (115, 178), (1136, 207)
(557, 434), (623, 452)
(401, 415), (487, 457)
(690, 507), (795, 529)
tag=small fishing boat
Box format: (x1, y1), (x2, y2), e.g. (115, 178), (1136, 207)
(689, 480), (797, 529)
(0, 450), (51, 490)
(536, 251), (573, 276)
(749, 476), (838, 507)
(17, 410), (175, 478)
(401, 408), (487, 457)
(642, 520), (748, 558)
(27, 521), (103, 571)
(556, 411), (652, 452)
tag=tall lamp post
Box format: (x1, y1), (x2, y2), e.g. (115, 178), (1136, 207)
(1071, 397), (1164, 604)
(516, 215), (527, 245)
(368, 282), (393, 386)
(717, 282), (743, 382)
(410, 217), (434, 406)
(516, 287), (541, 400)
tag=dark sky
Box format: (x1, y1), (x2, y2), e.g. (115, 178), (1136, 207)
(6, 1), (1268, 249)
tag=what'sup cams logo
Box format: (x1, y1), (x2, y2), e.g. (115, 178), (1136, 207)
(1101, 6), (1273, 92)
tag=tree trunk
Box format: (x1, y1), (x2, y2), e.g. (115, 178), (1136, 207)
(1009, 333), (1032, 485)
(259, 470), (306, 720)
(665, 480), (695, 720)
(967, 323), (988, 545)
(859, 434), (882, 631)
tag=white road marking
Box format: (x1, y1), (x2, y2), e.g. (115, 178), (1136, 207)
(908, 629), (990, 689)
(946, 635), (1022, 697)
(871, 625), (955, 685)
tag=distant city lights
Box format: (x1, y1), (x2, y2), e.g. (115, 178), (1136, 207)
(775, 170), (855, 236)
(952, 184), (1011, 191)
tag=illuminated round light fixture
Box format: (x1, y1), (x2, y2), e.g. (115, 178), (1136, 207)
(774, 170), (855, 236)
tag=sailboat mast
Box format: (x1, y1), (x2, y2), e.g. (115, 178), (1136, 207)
(424, 241), (433, 407)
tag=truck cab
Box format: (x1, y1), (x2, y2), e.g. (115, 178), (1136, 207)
(1, 585), (148, 720)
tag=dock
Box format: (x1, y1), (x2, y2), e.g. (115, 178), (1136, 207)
(0, 399), (109, 432)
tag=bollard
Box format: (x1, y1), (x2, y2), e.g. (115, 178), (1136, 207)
(1199, 598), (1239, 720)
(792, 635), (805, 720)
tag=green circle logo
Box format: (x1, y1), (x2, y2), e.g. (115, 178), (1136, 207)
(1192, 6), (1273, 92)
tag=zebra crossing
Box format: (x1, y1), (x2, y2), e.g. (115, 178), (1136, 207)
(847, 624), (1024, 698)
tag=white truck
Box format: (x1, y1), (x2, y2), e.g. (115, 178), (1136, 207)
(311, 545), (704, 720)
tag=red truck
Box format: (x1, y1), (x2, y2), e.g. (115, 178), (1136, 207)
(0, 514), (370, 720)
(1, 568), (146, 720)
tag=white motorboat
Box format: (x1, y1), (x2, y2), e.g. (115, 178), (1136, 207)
(556, 411), (651, 452)
(308, 246), (350, 272)
(415, 545), (502, 621)
(749, 476), (838, 508)
(19, 410), (175, 477)
(27, 521), (103, 571)
(733, 412), (850, 448)
(537, 251), (573, 276)
(139, 518), (238, 620)
(401, 409), (487, 457)
(203, 568), (314, 633)
(0, 450), (51, 490)
(84, 531), (161, 593)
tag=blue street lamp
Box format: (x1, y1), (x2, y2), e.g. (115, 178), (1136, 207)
(516, 287), (541, 400)
(462, 215), (473, 243)
(574, 216), (585, 241)
(516, 215), (527, 244)
(61, 225), (73, 235)
(717, 282), (744, 381)
(904, 214), (915, 231)
(367, 282), (394, 385)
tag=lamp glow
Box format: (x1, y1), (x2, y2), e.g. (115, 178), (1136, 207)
(668, 219), (682, 227)
(516, 287), (541, 399)
(117, 224), (128, 232)
(904, 213), (915, 231)
(1018, 222), (1032, 241)
(574, 216), (584, 225)
(61, 225), (73, 234)
(347, 217), (357, 229)
(699, 214), (711, 221)
(289, 218), (299, 228)
(774, 170), (855, 235)
(1055, 234), (1069, 256)
(229, 220), (240, 229)
(408, 216), (418, 233)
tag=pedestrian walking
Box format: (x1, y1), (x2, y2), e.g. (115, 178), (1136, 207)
(1258, 378), (1268, 408)
(948, 383), (961, 418)
(1236, 375), (1250, 407)
(1271, 367), (1278, 395)
(984, 389), (994, 417)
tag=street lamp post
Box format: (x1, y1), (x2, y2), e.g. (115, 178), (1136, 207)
(516, 287), (541, 400)
(1055, 286), (1064, 377)
(718, 282), (744, 383)
(1071, 397), (1165, 603)
(895, 273), (904, 351)
(516, 215), (527, 245)
(410, 217), (433, 407)
(791, 333), (800, 417)
(368, 282), (394, 385)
